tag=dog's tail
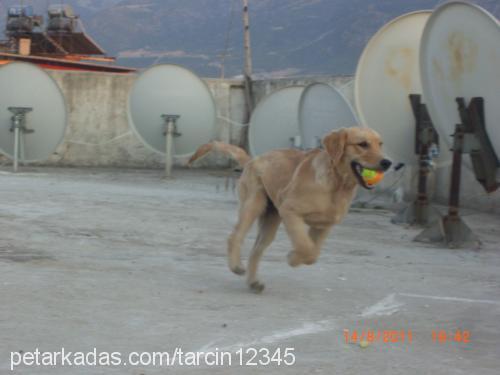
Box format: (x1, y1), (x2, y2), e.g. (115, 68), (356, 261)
(187, 141), (251, 169)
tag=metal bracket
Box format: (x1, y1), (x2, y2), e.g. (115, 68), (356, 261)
(414, 96), (498, 249)
(162, 114), (182, 137)
(8, 106), (33, 172)
(456, 133), (480, 154)
(457, 97), (499, 193)
(393, 94), (440, 227)
(9, 106), (34, 132)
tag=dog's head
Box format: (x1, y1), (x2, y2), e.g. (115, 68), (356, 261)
(322, 127), (392, 190)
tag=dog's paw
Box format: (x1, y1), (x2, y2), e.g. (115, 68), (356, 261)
(287, 251), (317, 267)
(287, 251), (303, 267)
(249, 281), (265, 293)
(230, 265), (246, 275)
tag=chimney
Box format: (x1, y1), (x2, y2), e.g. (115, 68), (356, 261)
(19, 38), (32, 56)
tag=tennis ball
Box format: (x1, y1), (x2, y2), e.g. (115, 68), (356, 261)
(361, 168), (384, 186)
(359, 340), (370, 348)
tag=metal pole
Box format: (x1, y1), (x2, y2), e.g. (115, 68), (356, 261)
(448, 125), (464, 218)
(162, 114), (180, 179)
(415, 143), (430, 224)
(8, 107), (33, 173)
(165, 119), (174, 178)
(242, 0), (252, 79)
(242, 0), (254, 116)
(13, 126), (20, 173)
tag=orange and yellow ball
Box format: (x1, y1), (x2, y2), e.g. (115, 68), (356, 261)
(361, 168), (384, 187)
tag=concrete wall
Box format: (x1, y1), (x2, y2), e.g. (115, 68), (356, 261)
(0, 70), (498, 213)
(41, 72), (248, 168)
(13, 71), (356, 169)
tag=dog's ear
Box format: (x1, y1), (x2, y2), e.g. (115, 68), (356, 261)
(322, 129), (348, 165)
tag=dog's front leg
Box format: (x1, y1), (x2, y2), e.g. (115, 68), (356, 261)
(309, 226), (332, 252)
(280, 210), (318, 267)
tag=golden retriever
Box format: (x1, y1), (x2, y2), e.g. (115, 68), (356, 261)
(189, 127), (391, 292)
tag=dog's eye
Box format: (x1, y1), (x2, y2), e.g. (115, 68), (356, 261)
(358, 141), (370, 149)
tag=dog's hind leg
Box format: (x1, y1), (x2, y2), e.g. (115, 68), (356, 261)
(227, 190), (267, 276)
(247, 207), (281, 293)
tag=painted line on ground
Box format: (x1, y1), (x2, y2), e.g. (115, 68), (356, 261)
(360, 293), (404, 317)
(399, 293), (500, 306)
(197, 319), (336, 354)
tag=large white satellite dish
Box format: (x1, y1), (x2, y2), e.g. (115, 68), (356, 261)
(128, 64), (217, 177)
(0, 62), (67, 170)
(299, 83), (358, 149)
(420, 1), (500, 157)
(128, 64), (216, 157)
(411, 1), (499, 248)
(248, 86), (304, 156)
(354, 11), (432, 164)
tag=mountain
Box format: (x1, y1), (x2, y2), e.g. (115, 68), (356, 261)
(1, 0), (499, 78)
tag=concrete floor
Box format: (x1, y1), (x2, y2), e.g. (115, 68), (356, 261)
(0, 168), (499, 375)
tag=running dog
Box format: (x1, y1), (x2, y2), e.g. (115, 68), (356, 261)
(189, 127), (391, 292)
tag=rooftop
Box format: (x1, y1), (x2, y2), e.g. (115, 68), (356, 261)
(0, 167), (499, 374)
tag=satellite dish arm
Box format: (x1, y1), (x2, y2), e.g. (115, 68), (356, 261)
(456, 97), (499, 193)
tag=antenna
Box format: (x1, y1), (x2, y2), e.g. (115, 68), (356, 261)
(0, 62), (67, 171)
(299, 83), (358, 149)
(127, 64), (217, 178)
(415, 1), (500, 248)
(248, 86), (304, 156)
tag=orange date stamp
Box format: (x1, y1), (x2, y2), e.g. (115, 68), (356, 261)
(343, 329), (471, 344)
(344, 329), (413, 344)
(431, 329), (470, 344)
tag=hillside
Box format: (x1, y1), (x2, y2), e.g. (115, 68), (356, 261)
(0, 0), (498, 77)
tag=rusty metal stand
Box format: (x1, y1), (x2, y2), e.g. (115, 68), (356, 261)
(414, 97), (499, 248)
(393, 94), (440, 226)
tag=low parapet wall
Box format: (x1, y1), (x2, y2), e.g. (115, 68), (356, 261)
(0, 70), (497, 213)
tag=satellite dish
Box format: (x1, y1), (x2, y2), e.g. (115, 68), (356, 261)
(249, 86), (303, 156)
(128, 64), (216, 159)
(412, 2), (499, 248)
(420, 1), (500, 158)
(0, 62), (67, 168)
(354, 11), (432, 165)
(299, 83), (358, 149)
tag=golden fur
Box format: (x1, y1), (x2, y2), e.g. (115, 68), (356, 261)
(190, 127), (391, 292)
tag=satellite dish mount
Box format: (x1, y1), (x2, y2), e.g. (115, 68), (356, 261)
(161, 114), (181, 178)
(415, 97), (499, 248)
(393, 94), (440, 226)
(8, 106), (34, 172)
